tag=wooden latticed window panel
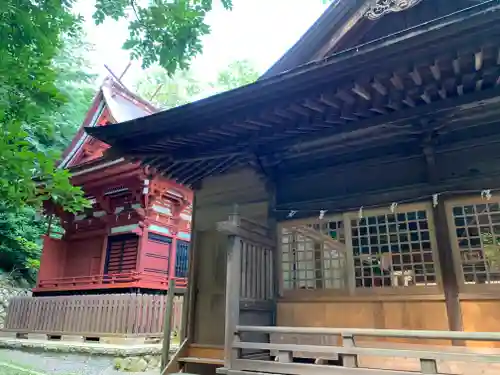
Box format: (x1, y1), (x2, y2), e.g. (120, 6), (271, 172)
(280, 218), (346, 291)
(448, 200), (500, 285)
(104, 234), (139, 274)
(350, 205), (437, 289)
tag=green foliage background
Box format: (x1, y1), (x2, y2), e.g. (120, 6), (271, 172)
(0, 23), (96, 283)
(0, 0), (266, 285)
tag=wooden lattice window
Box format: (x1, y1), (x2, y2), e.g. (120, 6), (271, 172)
(281, 218), (346, 290)
(175, 240), (190, 278)
(350, 205), (437, 289)
(448, 200), (500, 285)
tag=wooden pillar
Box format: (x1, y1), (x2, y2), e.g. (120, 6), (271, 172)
(136, 225), (149, 275)
(343, 213), (356, 294)
(99, 229), (110, 277)
(161, 278), (176, 371)
(265, 178), (279, 323)
(224, 209), (242, 369)
(423, 142), (463, 333)
(433, 203), (463, 333)
(184, 192), (199, 342)
(169, 235), (178, 281)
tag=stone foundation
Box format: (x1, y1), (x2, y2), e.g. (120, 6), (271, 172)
(0, 335), (178, 372)
(0, 286), (30, 329)
(114, 355), (161, 372)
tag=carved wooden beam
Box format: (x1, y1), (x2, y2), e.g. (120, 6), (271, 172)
(365, 0), (423, 21)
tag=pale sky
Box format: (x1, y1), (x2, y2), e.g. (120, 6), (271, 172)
(74, 0), (329, 86)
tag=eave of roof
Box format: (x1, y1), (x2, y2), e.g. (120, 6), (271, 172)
(87, 0), (499, 149)
(85, 1), (500, 187)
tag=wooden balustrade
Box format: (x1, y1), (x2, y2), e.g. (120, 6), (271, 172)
(3, 293), (184, 338)
(35, 272), (187, 292)
(220, 325), (500, 375)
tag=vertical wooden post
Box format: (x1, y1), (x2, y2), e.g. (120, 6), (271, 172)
(265, 179), (279, 300)
(184, 192), (199, 342)
(434, 203), (463, 335)
(46, 214), (53, 236)
(135, 226), (149, 275)
(343, 213), (356, 294)
(224, 209), (242, 369)
(341, 333), (358, 368)
(99, 235), (110, 278)
(169, 236), (178, 283)
(161, 278), (176, 371)
(423, 142), (463, 336)
(179, 289), (188, 341)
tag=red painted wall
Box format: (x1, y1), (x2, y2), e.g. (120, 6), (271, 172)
(139, 234), (172, 277)
(63, 236), (104, 278)
(37, 236), (67, 283)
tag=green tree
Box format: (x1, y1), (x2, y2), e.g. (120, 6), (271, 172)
(48, 33), (97, 151)
(1, 0), (231, 213)
(134, 66), (202, 109)
(0, 0), (87, 213)
(31, 31), (97, 153)
(0, 206), (47, 284)
(134, 59), (260, 109)
(211, 59), (260, 92)
(94, 0), (233, 74)
(1, 0), (232, 282)
(0, 24), (96, 282)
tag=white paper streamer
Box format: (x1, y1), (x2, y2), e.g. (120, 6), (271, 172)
(432, 194), (439, 207)
(481, 190), (492, 200)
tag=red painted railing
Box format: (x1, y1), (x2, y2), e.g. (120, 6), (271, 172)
(35, 272), (187, 292)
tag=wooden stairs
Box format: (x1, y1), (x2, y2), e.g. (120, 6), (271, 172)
(163, 341), (224, 374)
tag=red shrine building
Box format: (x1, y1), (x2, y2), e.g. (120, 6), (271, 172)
(34, 77), (193, 296)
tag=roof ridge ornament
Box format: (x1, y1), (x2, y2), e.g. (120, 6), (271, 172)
(365, 0), (423, 20)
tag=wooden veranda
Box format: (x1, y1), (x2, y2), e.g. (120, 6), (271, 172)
(214, 211), (500, 375)
(87, 1), (500, 374)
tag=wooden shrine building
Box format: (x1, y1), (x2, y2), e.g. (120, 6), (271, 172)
(35, 77), (193, 296)
(88, 1), (500, 374)
(2, 78), (191, 343)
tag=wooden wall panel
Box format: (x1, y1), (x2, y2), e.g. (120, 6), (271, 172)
(64, 236), (104, 278)
(276, 157), (426, 209)
(195, 168), (268, 231)
(436, 140), (500, 181)
(277, 299), (449, 345)
(461, 300), (500, 348)
(193, 229), (228, 345)
(37, 236), (67, 283)
(278, 300), (448, 329)
(141, 235), (171, 276)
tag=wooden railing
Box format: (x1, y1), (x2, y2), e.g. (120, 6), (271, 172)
(221, 325), (500, 375)
(3, 293), (183, 338)
(35, 272), (187, 291)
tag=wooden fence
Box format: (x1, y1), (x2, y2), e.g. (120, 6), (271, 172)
(221, 325), (500, 375)
(3, 293), (183, 338)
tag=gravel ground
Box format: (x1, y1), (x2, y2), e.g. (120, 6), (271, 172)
(0, 349), (159, 375)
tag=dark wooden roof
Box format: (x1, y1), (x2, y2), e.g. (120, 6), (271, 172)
(87, 1), (500, 187)
(262, 0), (480, 78)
